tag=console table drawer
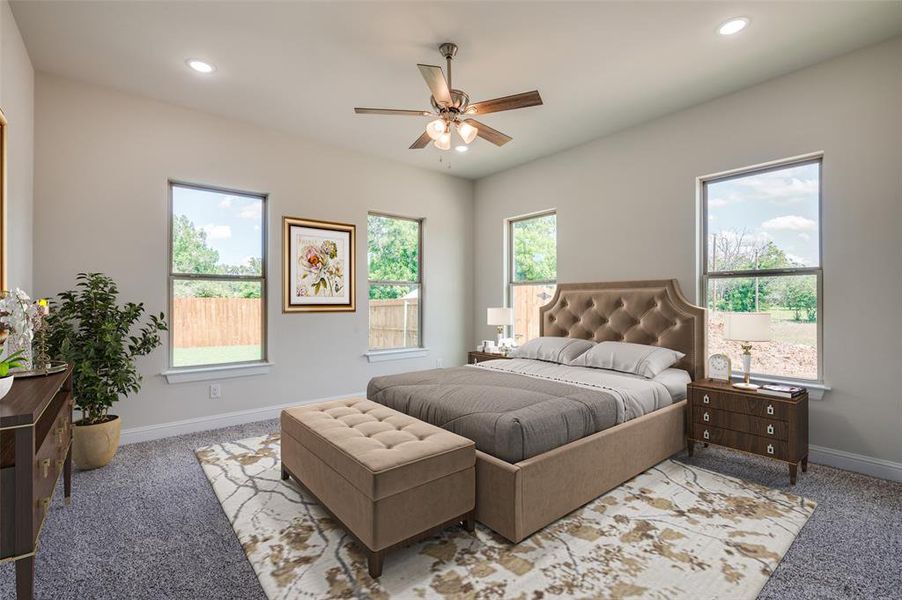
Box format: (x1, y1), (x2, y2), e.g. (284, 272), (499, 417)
(690, 388), (789, 421)
(693, 408), (787, 441)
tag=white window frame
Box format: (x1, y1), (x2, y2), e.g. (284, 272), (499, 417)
(506, 210), (557, 341)
(165, 180), (269, 379)
(699, 154), (824, 384)
(366, 211), (425, 353)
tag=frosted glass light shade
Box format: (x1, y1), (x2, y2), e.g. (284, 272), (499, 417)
(487, 307), (513, 326)
(723, 312), (772, 342)
(456, 121), (478, 144)
(434, 131), (451, 150)
(426, 119), (447, 141)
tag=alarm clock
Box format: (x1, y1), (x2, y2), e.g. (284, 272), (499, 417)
(707, 353), (732, 382)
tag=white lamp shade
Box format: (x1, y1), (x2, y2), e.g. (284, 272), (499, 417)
(487, 307), (513, 326)
(723, 312), (772, 342)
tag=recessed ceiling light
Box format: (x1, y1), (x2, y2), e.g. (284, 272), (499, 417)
(718, 17), (749, 36)
(454, 145), (468, 153)
(186, 59), (215, 74)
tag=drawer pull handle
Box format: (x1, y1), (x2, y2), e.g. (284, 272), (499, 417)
(703, 394), (710, 404)
(55, 459), (65, 471)
(39, 458), (51, 478)
(767, 424), (775, 436)
(767, 444), (775, 455)
(38, 497), (51, 516)
(56, 425), (67, 444)
(703, 429), (710, 440)
(703, 412), (710, 422)
(767, 404), (774, 416)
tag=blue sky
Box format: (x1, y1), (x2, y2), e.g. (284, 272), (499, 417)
(172, 185), (263, 267)
(708, 162), (820, 267)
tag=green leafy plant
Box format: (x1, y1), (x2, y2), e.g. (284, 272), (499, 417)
(0, 349), (26, 378)
(46, 273), (168, 425)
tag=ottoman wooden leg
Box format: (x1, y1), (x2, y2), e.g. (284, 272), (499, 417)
(463, 511), (475, 533)
(367, 550), (384, 579)
(280, 464), (289, 481)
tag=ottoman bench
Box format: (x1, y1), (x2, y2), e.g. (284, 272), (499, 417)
(280, 398), (476, 578)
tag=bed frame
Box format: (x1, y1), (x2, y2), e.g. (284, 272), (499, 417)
(474, 279), (705, 542)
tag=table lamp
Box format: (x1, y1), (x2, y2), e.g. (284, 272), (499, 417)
(724, 312), (772, 390)
(487, 307), (513, 346)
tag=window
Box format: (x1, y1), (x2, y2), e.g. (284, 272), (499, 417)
(701, 157), (822, 381)
(169, 182), (266, 368)
(367, 213), (423, 350)
(508, 211), (557, 343)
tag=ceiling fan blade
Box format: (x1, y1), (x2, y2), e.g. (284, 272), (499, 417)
(409, 131), (432, 149)
(467, 91), (543, 115)
(354, 108), (432, 116)
(465, 119), (512, 146)
(417, 64), (452, 106)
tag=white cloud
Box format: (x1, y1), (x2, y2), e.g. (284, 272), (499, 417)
(761, 215), (816, 232)
(738, 174), (818, 205)
(218, 197), (233, 209)
(798, 232), (811, 242)
(203, 224), (232, 240)
(239, 204), (261, 220)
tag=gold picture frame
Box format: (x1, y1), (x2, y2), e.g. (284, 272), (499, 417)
(282, 216), (356, 313)
(0, 106), (6, 290)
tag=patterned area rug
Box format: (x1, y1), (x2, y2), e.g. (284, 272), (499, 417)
(196, 434), (816, 599)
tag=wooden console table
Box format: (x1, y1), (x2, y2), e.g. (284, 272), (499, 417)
(1, 366), (74, 600)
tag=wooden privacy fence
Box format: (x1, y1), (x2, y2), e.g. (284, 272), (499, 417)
(173, 297), (420, 349)
(173, 298), (261, 347)
(369, 298), (419, 349)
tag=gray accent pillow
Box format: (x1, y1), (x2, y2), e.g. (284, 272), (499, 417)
(510, 337), (596, 364)
(567, 341), (685, 378)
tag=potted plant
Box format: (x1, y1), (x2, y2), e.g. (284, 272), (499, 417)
(46, 273), (167, 469)
(0, 349), (26, 400)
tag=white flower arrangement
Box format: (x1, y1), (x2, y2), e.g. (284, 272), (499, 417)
(0, 288), (39, 366)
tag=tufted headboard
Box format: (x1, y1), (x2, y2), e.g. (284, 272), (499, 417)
(539, 279), (706, 380)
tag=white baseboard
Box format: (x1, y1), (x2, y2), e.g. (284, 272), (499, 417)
(121, 399), (902, 484)
(119, 391), (367, 445)
(809, 444), (902, 482)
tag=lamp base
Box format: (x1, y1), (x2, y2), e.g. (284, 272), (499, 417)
(731, 382), (760, 390)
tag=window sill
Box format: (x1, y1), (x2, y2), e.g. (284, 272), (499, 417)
(162, 362), (274, 384)
(731, 373), (830, 400)
(364, 348), (430, 363)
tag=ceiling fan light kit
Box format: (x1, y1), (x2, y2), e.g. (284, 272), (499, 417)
(355, 42), (543, 151)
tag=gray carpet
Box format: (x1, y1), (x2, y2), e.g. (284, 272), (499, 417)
(2, 420), (900, 600)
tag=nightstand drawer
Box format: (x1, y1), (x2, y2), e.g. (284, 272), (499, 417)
(693, 408), (787, 440)
(691, 424), (789, 460)
(690, 388), (789, 421)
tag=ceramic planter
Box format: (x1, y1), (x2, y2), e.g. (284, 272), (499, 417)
(73, 415), (121, 470)
(0, 375), (13, 400)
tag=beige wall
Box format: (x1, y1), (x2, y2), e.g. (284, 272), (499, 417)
(33, 74), (474, 431)
(0, 0), (33, 291)
(474, 38), (902, 464)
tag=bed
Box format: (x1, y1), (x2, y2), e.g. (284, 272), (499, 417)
(368, 279), (705, 542)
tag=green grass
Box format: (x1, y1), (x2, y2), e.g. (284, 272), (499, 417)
(172, 345), (262, 367)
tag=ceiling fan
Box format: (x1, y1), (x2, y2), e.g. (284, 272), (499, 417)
(354, 42), (543, 151)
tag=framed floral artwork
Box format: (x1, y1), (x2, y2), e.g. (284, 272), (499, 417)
(282, 216), (356, 312)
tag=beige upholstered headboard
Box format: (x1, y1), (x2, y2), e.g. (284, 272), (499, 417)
(539, 279), (706, 380)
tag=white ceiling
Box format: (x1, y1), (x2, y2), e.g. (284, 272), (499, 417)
(10, 1), (902, 179)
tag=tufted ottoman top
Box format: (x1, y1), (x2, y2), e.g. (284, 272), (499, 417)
(281, 398), (474, 500)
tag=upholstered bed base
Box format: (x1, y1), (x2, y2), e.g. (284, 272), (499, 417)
(476, 399), (686, 542)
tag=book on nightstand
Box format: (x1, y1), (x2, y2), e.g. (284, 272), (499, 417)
(758, 384), (806, 398)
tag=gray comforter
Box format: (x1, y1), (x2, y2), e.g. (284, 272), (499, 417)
(366, 366), (619, 463)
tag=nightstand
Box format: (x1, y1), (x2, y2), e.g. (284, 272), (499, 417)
(467, 351), (511, 365)
(687, 380), (809, 484)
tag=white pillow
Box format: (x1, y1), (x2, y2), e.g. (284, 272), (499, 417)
(510, 337), (595, 364)
(567, 341), (685, 378)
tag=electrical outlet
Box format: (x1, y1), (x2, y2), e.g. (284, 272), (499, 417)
(435, 358), (444, 368)
(209, 384), (221, 399)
